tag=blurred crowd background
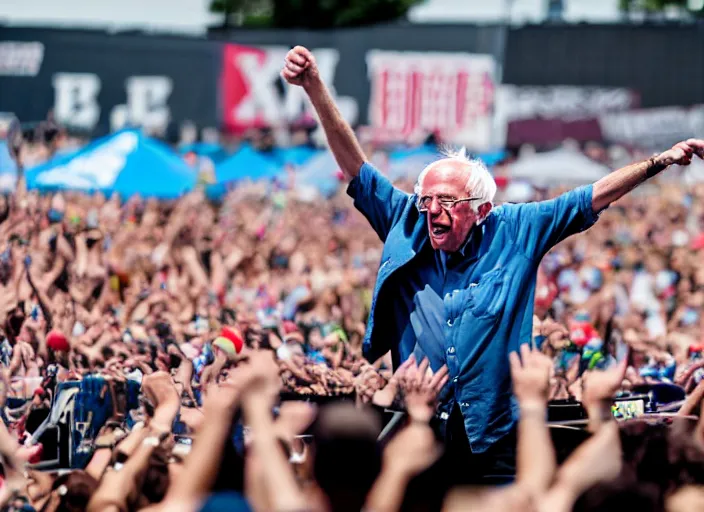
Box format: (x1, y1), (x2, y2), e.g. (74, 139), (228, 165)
(1, 1), (704, 511)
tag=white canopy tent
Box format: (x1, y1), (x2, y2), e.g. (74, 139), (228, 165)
(507, 147), (611, 187)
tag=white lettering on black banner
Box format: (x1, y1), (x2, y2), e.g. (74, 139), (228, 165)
(491, 85), (638, 148)
(498, 85), (637, 122)
(52, 73), (101, 131)
(599, 105), (704, 148)
(111, 76), (173, 132)
(0, 41), (44, 76)
(222, 44), (358, 140)
(52, 73), (173, 132)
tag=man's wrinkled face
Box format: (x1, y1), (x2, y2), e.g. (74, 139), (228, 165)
(420, 161), (482, 253)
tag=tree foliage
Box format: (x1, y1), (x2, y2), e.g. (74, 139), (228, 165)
(209, 0), (269, 27)
(210, 0), (424, 28)
(618, 0), (687, 12)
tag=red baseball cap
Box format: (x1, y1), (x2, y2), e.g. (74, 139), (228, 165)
(220, 326), (244, 354)
(46, 330), (70, 352)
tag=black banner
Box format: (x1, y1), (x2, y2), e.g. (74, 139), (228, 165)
(0, 27), (222, 135)
(2, 23), (704, 147)
(503, 23), (704, 110)
(214, 24), (506, 130)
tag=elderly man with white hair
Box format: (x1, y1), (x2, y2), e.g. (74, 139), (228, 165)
(282, 46), (704, 485)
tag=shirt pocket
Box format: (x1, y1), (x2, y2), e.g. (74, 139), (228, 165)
(465, 267), (507, 319)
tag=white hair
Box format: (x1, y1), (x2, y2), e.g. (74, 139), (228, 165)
(414, 146), (497, 223)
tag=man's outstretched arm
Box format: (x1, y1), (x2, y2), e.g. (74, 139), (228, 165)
(282, 46), (365, 181)
(592, 139), (704, 212)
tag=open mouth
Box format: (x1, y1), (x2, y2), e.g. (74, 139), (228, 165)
(431, 224), (451, 237)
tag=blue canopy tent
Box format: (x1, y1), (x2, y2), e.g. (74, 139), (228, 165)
(274, 145), (320, 167)
(25, 130), (196, 199)
(215, 145), (284, 185)
(206, 145), (285, 201)
(387, 145), (442, 181)
(0, 141), (17, 192)
(480, 150), (508, 167)
(293, 151), (341, 198)
(180, 142), (230, 164)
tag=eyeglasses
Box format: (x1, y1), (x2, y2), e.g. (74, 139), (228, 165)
(416, 195), (481, 213)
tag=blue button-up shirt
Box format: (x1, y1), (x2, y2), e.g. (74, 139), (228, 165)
(348, 162), (600, 452)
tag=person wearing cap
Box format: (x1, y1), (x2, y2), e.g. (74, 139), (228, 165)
(212, 336), (238, 358)
(46, 330), (70, 354)
(200, 327), (246, 387)
(282, 44), (704, 484)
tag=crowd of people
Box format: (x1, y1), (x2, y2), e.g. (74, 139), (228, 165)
(1, 113), (704, 511)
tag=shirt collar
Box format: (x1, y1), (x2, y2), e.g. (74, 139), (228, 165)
(457, 230), (474, 258)
(457, 224), (483, 259)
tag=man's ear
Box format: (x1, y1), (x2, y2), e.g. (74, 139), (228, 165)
(477, 202), (493, 222)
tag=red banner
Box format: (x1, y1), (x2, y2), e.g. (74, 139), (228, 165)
(221, 44), (358, 135)
(365, 51), (496, 150)
(221, 44), (272, 133)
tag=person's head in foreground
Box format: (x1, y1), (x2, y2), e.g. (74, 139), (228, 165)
(414, 148), (496, 253)
(312, 402), (382, 512)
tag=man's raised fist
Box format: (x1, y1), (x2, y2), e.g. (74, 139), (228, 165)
(281, 46), (319, 89)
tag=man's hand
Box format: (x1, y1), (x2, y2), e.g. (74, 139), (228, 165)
(509, 344), (552, 408)
(281, 46), (320, 90)
(593, 138), (704, 212)
(281, 45), (365, 180)
(653, 139), (704, 168)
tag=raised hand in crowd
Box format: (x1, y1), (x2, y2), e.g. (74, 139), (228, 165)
(581, 355), (629, 432)
(539, 422), (622, 512)
(511, 344), (553, 409)
(86, 420), (171, 512)
(239, 350), (308, 512)
(442, 485), (533, 512)
(510, 344), (556, 500)
(150, 374), (244, 512)
(401, 357), (449, 424)
(667, 486), (704, 512)
(372, 354), (416, 408)
(365, 359), (446, 512)
(354, 365), (385, 405)
(141, 371), (181, 433)
(274, 400), (317, 446)
(366, 418), (442, 512)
